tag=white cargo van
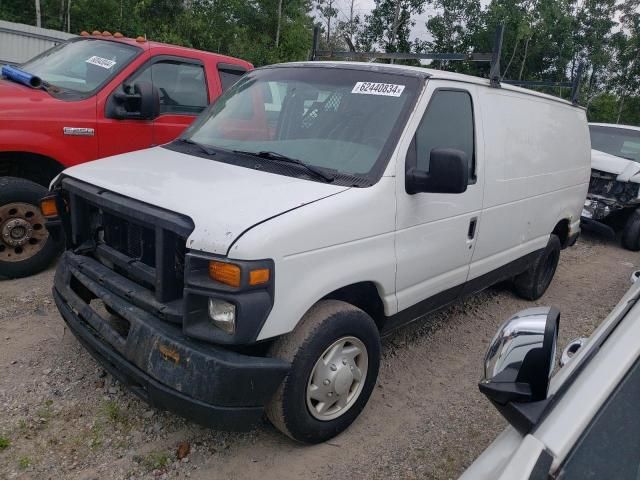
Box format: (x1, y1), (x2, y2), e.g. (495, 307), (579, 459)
(47, 62), (590, 443)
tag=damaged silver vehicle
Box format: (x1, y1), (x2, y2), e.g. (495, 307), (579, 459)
(582, 123), (640, 250)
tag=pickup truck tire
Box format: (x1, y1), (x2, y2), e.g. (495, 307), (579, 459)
(266, 300), (381, 444)
(0, 177), (61, 279)
(513, 234), (561, 301)
(621, 210), (640, 251)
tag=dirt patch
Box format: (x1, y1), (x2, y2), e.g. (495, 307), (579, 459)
(0, 233), (637, 480)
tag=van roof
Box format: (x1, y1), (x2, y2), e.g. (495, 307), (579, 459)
(270, 61), (578, 108)
(589, 123), (640, 132)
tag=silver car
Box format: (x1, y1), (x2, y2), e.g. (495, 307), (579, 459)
(462, 269), (640, 480)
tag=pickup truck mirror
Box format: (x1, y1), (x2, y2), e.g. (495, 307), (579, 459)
(406, 148), (469, 195)
(109, 81), (160, 120)
(479, 307), (560, 433)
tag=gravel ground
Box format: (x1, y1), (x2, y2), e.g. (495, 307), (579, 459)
(0, 233), (637, 480)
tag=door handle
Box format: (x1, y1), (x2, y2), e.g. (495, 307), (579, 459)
(468, 217), (478, 240)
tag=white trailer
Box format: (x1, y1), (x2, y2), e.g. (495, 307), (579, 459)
(0, 20), (75, 65)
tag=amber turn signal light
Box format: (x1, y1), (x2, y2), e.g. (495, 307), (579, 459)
(40, 196), (58, 218)
(209, 261), (241, 288)
(249, 268), (270, 286)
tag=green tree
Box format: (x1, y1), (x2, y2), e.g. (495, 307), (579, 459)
(358, 0), (426, 53)
(423, 0), (482, 72)
(608, 0), (640, 123)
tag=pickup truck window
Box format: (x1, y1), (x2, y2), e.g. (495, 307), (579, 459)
(415, 89), (475, 179)
(184, 67), (420, 182)
(20, 38), (140, 94)
(218, 64), (247, 91)
(131, 60), (208, 115)
(590, 125), (640, 163)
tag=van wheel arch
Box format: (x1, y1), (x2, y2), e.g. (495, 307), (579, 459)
(322, 281), (386, 329)
(0, 152), (65, 188)
(552, 218), (570, 249)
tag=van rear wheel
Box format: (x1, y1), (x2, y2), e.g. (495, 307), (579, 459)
(621, 210), (640, 251)
(513, 234), (561, 301)
(266, 300), (380, 444)
(0, 177), (61, 278)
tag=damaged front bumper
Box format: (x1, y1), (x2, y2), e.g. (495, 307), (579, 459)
(53, 251), (290, 430)
(581, 197), (623, 221)
(581, 168), (640, 236)
(581, 197), (622, 238)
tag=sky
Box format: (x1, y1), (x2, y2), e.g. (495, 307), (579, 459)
(333, 0), (433, 40)
(334, 0), (492, 42)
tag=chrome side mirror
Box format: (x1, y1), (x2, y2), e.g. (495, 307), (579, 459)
(631, 270), (640, 284)
(479, 307), (559, 433)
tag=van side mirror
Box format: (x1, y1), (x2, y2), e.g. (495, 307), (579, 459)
(479, 307), (560, 433)
(406, 148), (469, 195)
(107, 81), (160, 120)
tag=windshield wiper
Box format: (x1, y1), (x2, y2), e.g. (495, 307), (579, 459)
(233, 150), (335, 182)
(178, 138), (217, 156)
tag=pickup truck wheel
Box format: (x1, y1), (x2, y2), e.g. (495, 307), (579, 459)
(513, 234), (561, 301)
(621, 210), (640, 251)
(0, 177), (61, 278)
(266, 300), (380, 444)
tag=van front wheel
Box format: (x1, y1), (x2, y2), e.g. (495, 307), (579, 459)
(513, 234), (561, 301)
(266, 300), (381, 444)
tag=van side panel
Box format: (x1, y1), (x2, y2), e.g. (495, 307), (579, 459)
(469, 90), (590, 281)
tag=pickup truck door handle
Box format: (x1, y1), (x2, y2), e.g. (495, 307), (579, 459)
(468, 217), (478, 240)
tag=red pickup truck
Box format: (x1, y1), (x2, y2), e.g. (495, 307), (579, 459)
(0, 32), (252, 278)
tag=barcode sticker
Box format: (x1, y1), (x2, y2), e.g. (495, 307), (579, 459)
(352, 82), (405, 97)
(86, 56), (117, 69)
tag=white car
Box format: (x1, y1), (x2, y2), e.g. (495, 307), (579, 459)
(46, 62), (590, 443)
(582, 123), (640, 250)
(463, 270), (640, 480)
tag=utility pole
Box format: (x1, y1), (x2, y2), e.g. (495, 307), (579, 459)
(275, 0), (283, 48)
(347, 0), (356, 44)
(35, 0), (41, 27)
(327, 0), (333, 44)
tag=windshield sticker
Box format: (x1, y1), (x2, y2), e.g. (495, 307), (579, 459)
(352, 82), (405, 97)
(85, 56), (116, 69)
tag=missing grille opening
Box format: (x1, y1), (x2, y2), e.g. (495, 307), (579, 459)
(89, 298), (131, 339)
(70, 274), (130, 339)
(70, 274), (96, 304)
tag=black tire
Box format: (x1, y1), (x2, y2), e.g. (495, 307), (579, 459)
(621, 210), (640, 251)
(513, 234), (561, 301)
(266, 300), (381, 444)
(0, 177), (62, 279)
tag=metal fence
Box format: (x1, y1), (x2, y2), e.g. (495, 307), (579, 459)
(0, 20), (75, 65)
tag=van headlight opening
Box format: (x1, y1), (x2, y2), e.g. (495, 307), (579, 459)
(208, 298), (236, 334)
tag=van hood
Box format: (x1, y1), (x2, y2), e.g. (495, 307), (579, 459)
(62, 146), (351, 255)
(591, 149), (640, 183)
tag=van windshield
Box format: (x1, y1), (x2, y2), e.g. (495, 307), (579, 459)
(590, 125), (640, 163)
(183, 66), (420, 182)
(21, 38), (140, 94)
